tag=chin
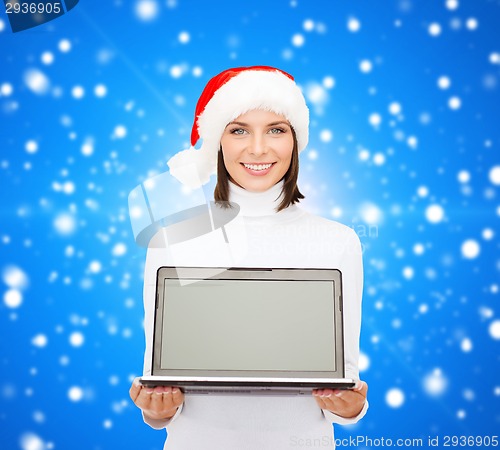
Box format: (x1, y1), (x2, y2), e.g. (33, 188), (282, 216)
(230, 164), (286, 192)
(240, 178), (279, 192)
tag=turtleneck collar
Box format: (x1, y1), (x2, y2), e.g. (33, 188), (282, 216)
(228, 180), (286, 217)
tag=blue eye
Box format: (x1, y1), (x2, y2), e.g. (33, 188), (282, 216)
(269, 128), (285, 134)
(230, 128), (246, 135)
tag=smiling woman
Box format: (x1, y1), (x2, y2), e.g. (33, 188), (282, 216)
(167, 66), (309, 190)
(218, 109), (299, 202)
(130, 66), (368, 450)
(214, 109), (304, 211)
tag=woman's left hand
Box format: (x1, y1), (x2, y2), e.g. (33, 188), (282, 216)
(312, 380), (368, 419)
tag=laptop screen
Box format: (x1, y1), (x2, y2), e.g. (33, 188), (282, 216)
(161, 279), (336, 372)
(155, 273), (340, 376)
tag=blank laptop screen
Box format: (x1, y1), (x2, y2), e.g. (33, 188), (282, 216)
(160, 279), (336, 372)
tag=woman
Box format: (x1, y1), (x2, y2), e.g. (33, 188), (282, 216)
(129, 66), (368, 449)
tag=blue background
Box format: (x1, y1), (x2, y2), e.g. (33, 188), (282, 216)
(1, 0), (499, 449)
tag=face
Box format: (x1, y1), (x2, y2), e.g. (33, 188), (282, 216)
(220, 109), (294, 192)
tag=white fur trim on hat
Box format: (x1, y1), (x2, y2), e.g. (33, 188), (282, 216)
(167, 144), (216, 189)
(168, 69), (309, 188)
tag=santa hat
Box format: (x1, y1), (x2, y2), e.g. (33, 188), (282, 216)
(167, 66), (309, 188)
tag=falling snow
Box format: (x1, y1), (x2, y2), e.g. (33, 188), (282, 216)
(457, 170), (470, 183)
(448, 96), (462, 110)
(438, 76), (451, 89)
(319, 129), (333, 143)
(53, 213), (76, 235)
(482, 228), (494, 240)
(425, 204), (445, 223)
(1, 2), (499, 449)
(461, 239), (480, 259)
(303, 19), (314, 32)
(466, 18), (478, 30)
(347, 17), (361, 32)
(23, 69), (50, 95)
(135, 0), (159, 21)
(292, 34), (305, 47)
(428, 23), (442, 37)
(386, 388), (405, 408)
(71, 86), (85, 99)
(69, 332), (85, 347)
(359, 202), (383, 225)
(368, 112), (382, 127)
(19, 433), (46, 450)
(58, 39), (71, 52)
(489, 165), (500, 185)
(95, 84), (107, 98)
(388, 102), (402, 115)
(359, 59), (373, 73)
(461, 338), (473, 352)
(423, 368), (449, 396)
(1, 82), (13, 96)
(68, 386), (84, 402)
(41, 51), (54, 65)
(2, 265), (29, 289)
(322, 76), (335, 89)
(81, 140), (94, 156)
(113, 125), (127, 139)
(31, 334), (48, 348)
(178, 31), (190, 44)
(112, 243), (127, 256)
(3, 289), (23, 308)
(489, 320), (500, 340)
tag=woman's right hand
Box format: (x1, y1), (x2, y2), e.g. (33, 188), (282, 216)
(129, 378), (185, 421)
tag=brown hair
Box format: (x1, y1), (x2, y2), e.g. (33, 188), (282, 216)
(214, 127), (304, 212)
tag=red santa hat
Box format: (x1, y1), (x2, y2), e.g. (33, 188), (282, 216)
(167, 65), (309, 188)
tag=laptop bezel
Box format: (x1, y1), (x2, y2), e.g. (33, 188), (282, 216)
(151, 266), (345, 382)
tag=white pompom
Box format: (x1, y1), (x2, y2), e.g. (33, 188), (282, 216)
(167, 146), (216, 189)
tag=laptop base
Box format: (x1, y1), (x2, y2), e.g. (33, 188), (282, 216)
(139, 376), (356, 395)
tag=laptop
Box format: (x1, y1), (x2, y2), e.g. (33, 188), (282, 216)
(140, 266), (356, 395)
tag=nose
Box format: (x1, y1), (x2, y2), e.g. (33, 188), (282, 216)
(248, 134), (268, 157)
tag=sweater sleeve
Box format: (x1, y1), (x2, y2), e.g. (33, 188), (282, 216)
(322, 228), (368, 425)
(141, 244), (183, 430)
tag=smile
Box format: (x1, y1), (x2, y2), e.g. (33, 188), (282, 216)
(242, 163), (274, 171)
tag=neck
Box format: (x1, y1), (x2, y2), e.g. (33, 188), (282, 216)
(228, 181), (285, 217)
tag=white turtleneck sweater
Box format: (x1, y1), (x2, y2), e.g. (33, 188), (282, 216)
(141, 181), (368, 450)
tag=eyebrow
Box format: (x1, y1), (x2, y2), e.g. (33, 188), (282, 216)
(225, 121), (291, 128)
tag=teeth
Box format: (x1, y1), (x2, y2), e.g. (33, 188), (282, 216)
(243, 163), (273, 171)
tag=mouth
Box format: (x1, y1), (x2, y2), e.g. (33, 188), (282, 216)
(241, 162), (275, 172)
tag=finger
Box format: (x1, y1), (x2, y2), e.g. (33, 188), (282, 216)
(129, 378), (143, 402)
(320, 392), (342, 405)
(134, 387), (157, 410)
(328, 388), (366, 410)
(161, 387), (182, 411)
(153, 385), (164, 395)
(315, 395), (340, 410)
(349, 380), (368, 399)
(321, 389), (335, 398)
(129, 378), (145, 403)
(314, 389), (336, 398)
(149, 388), (165, 411)
(313, 389), (324, 397)
(171, 387), (184, 407)
(316, 389), (351, 408)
